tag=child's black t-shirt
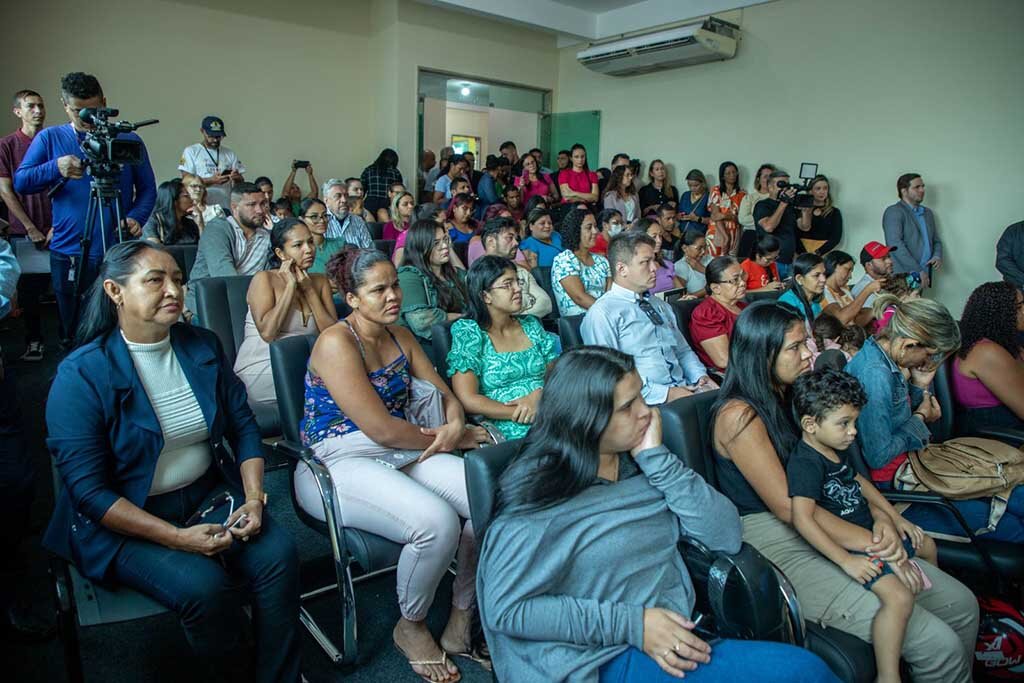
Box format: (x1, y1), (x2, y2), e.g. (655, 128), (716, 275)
(786, 440), (874, 529)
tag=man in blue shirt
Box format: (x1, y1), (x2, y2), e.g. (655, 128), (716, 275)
(882, 173), (942, 287)
(582, 231), (715, 405)
(14, 72), (155, 341)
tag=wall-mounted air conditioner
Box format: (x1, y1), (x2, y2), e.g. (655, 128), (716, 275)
(576, 17), (739, 77)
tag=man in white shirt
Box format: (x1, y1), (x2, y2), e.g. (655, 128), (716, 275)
(178, 115), (245, 211)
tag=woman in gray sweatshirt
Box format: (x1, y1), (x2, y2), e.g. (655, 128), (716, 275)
(477, 346), (838, 683)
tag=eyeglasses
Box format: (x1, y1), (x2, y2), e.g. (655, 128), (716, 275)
(303, 213), (327, 222)
(637, 297), (664, 326)
(717, 275), (747, 287)
(489, 280), (521, 292)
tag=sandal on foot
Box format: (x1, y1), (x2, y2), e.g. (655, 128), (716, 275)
(394, 641), (461, 683)
(444, 645), (492, 672)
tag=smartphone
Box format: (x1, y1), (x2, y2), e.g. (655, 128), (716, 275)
(293, 160), (310, 169)
(220, 169), (231, 176)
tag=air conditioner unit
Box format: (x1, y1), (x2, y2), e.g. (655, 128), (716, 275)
(576, 17), (739, 77)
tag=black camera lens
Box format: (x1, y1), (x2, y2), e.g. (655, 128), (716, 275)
(776, 180), (787, 188)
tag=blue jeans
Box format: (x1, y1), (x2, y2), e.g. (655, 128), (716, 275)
(111, 468), (302, 683)
(50, 251), (101, 342)
(901, 484), (1024, 542)
(599, 642), (838, 682)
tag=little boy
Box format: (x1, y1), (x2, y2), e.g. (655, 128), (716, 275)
(786, 369), (937, 683)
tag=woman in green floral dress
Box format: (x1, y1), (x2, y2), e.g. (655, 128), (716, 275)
(447, 256), (559, 440)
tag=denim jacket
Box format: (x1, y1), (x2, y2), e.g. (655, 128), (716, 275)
(845, 336), (932, 469)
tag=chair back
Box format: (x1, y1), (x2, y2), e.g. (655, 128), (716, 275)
(193, 275), (254, 367)
(269, 335), (318, 446)
(744, 287), (785, 304)
(373, 239), (395, 256)
(464, 439), (523, 538)
(533, 266), (559, 318)
(736, 229), (757, 260)
(429, 320), (456, 381)
(660, 390), (720, 487)
(452, 240), (469, 267)
(164, 244), (198, 283)
(557, 315), (585, 352)
(930, 360), (955, 442)
(367, 221), (385, 240)
(670, 298), (703, 351)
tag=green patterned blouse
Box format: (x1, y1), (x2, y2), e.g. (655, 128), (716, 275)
(446, 315), (559, 440)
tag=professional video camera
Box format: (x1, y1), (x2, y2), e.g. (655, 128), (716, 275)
(77, 107), (158, 179)
(775, 162), (819, 210)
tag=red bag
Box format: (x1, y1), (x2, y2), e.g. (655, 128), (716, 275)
(975, 597), (1024, 680)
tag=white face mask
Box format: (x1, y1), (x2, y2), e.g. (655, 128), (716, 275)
(608, 222), (625, 237)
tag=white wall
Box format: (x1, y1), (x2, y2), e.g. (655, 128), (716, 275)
(487, 109), (540, 158)
(445, 105), (490, 162)
(554, 0), (1024, 314)
(423, 97), (447, 159)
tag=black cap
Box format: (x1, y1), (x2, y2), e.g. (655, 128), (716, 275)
(201, 115), (226, 137)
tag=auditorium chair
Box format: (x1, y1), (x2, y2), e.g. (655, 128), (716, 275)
(532, 266), (559, 319)
(366, 221), (384, 240)
(556, 314), (584, 352)
(744, 286), (787, 303)
(163, 243), (197, 283)
(931, 359), (1024, 447)
(658, 391), (883, 682)
(452, 239), (469, 267)
(372, 238), (395, 256)
(429, 320), (455, 382)
(669, 297), (702, 351)
(269, 334), (404, 666)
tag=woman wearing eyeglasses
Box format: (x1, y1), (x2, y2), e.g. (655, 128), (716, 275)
(447, 256), (558, 441)
(398, 220), (468, 356)
(300, 197), (345, 276)
(689, 257), (748, 373)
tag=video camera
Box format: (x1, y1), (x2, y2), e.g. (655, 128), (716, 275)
(78, 107), (158, 179)
(775, 162), (819, 210)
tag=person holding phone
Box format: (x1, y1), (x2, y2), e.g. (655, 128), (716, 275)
(282, 160), (319, 216)
(178, 115), (245, 211)
(44, 241), (303, 682)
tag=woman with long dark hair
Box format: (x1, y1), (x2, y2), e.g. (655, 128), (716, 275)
(360, 147), (403, 218)
(802, 175), (843, 255)
(551, 208), (610, 317)
(707, 161), (745, 257)
(779, 253), (827, 323)
(447, 256), (558, 441)
(479, 345), (837, 683)
(519, 207), (563, 267)
(445, 192), (478, 244)
(48, 241), (302, 682)
(638, 159), (678, 215)
(398, 219), (467, 353)
(514, 153), (557, 204)
(740, 233), (784, 292)
(641, 218), (685, 294)
(711, 302), (980, 682)
(143, 178), (202, 244)
(953, 281), (1024, 432)
(302, 198), (345, 275)
(602, 164), (639, 227)
(678, 169), (711, 234)
(557, 143), (599, 204)
(822, 250), (879, 327)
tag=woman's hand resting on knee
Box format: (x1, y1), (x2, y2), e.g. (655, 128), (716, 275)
(171, 524), (233, 556)
(642, 607), (712, 679)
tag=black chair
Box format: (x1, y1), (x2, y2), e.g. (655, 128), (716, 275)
(533, 266), (559, 319)
(659, 391), (881, 682)
(429, 320), (455, 381)
(367, 221), (385, 240)
(164, 243), (198, 283)
(736, 229), (757, 260)
(193, 275), (280, 440)
(744, 287), (786, 304)
(372, 238), (395, 256)
(269, 335), (404, 665)
(932, 360), (1024, 446)
(452, 240), (469, 267)
(669, 297), (703, 351)
(557, 315), (584, 351)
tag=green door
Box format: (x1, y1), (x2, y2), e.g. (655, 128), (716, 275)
(540, 111), (601, 171)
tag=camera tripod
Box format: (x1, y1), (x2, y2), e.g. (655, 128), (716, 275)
(68, 174), (128, 335)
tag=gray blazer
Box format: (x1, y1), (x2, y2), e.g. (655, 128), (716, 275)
(882, 201), (942, 272)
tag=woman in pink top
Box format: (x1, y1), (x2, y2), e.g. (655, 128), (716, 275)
(557, 143), (599, 204)
(953, 281), (1024, 433)
(514, 154), (556, 204)
(382, 191), (415, 242)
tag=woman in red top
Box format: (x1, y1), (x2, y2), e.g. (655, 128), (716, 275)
(515, 154), (557, 204)
(557, 144), (598, 205)
(707, 161), (746, 257)
(740, 234), (785, 292)
(690, 256), (748, 372)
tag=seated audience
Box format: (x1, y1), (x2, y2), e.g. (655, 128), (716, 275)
(398, 220), (468, 354)
(554, 148), (570, 176)
(557, 143), (599, 205)
(689, 256), (748, 372)
(254, 176), (274, 206)
(182, 172), (225, 223)
(803, 175), (843, 255)
(447, 256), (558, 440)
(478, 346), (836, 683)
(345, 177), (375, 222)
(602, 164), (639, 227)
(446, 177), (472, 208)
(658, 203), (682, 259)
(143, 178), (202, 245)
(638, 158), (678, 215)
(850, 241), (895, 305)
(811, 313), (866, 362)
(996, 220), (1024, 290)
(551, 208), (610, 317)
(779, 253), (826, 324)
(519, 207), (563, 268)
(45, 241), (302, 682)
(673, 229), (712, 298)
(281, 161), (319, 216)
(787, 370), (936, 683)
(467, 207), (529, 268)
(754, 169), (811, 279)
(395, 203), (444, 266)
(707, 161), (745, 257)
(737, 163), (775, 230)
(271, 197), (294, 220)
(322, 178), (372, 248)
(234, 219), (336, 414)
(740, 234), (784, 292)
(383, 190), (415, 243)
(711, 301), (980, 682)
(847, 295), (1024, 542)
(475, 155), (508, 219)
(582, 231), (715, 404)
(301, 198), (344, 275)
(186, 182), (271, 315)
(953, 281), (1024, 433)
(433, 155), (469, 204)
(514, 153), (556, 204)
(296, 247), (489, 682)
(593, 207), (624, 256)
(380, 180), (407, 222)
(678, 169), (711, 234)
(479, 218), (551, 318)
(360, 147), (403, 217)
(638, 218), (684, 294)
(822, 250), (878, 327)
(504, 185), (525, 224)
(446, 193), (477, 245)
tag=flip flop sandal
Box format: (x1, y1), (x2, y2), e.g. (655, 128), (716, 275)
(445, 645), (493, 672)
(394, 641), (462, 683)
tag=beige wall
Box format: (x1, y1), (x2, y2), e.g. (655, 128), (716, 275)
(422, 97), (448, 160)
(554, 0), (1024, 314)
(446, 105), (489, 161)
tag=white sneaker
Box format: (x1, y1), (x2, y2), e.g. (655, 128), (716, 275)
(19, 341), (44, 362)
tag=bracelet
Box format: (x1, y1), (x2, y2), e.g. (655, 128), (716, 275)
(913, 411), (926, 421)
(246, 491), (267, 506)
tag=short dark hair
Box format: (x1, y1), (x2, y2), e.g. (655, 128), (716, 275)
(231, 182), (263, 202)
(60, 72), (102, 101)
(345, 177), (361, 186)
(481, 217), (517, 248)
(657, 203), (676, 216)
(792, 369), (867, 424)
(611, 153), (630, 165)
(528, 147), (543, 156)
(557, 149), (571, 157)
(272, 197), (293, 213)
(254, 176), (273, 187)
(499, 141), (516, 152)
(12, 89), (41, 107)
(755, 233), (781, 257)
(896, 173), (921, 199)
(607, 230), (656, 268)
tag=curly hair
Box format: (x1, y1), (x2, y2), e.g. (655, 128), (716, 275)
(60, 72), (102, 100)
(559, 207), (593, 251)
(326, 246), (392, 296)
(959, 281), (1022, 359)
(793, 368), (867, 423)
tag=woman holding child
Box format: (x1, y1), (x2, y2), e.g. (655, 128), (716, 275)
(711, 301), (979, 683)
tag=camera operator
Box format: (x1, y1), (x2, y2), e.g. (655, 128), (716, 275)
(753, 169), (811, 279)
(13, 72), (156, 344)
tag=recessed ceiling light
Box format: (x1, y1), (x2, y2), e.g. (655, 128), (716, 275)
(460, 87), (471, 96)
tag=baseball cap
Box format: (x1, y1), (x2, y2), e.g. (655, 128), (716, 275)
(860, 240), (897, 265)
(201, 115), (226, 137)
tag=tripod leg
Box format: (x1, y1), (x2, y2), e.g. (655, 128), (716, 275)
(67, 193), (98, 337)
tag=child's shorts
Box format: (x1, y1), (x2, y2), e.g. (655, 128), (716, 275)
(851, 537), (916, 589)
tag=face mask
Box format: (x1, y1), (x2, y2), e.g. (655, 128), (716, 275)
(608, 222), (625, 237)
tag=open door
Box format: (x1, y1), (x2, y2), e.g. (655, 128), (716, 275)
(540, 111), (601, 170)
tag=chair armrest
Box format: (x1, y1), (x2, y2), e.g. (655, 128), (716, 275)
(274, 439), (353, 565)
(971, 427), (1024, 448)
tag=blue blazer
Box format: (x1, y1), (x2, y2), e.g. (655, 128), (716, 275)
(43, 323), (263, 581)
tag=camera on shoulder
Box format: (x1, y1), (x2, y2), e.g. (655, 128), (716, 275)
(776, 162), (819, 209)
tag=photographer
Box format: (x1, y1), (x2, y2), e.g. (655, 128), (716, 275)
(753, 170), (811, 279)
(282, 160), (318, 216)
(14, 72), (156, 343)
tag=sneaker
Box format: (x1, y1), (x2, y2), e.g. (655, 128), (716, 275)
(19, 342), (44, 362)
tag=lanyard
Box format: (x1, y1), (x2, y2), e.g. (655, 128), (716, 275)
(203, 144), (220, 169)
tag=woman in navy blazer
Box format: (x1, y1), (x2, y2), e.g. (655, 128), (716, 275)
(44, 241), (301, 682)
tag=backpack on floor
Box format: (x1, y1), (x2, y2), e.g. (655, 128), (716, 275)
(975, 597), (1024, 680)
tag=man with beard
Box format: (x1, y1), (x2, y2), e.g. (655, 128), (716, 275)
(481, 217), (551, 318)
(322, 178), (372, 248)
(186, 182), (271, 316)
(851, 241), (896, 307)
(178, 115), (245, 210)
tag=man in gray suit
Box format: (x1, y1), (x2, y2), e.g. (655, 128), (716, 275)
(882, 173), (943, 286)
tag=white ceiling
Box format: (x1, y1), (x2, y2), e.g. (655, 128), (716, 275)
(416, 0), (768, 42)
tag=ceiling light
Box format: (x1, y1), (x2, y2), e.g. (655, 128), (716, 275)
(460, 87), (471, 96)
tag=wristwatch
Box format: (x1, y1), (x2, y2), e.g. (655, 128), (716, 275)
(247, 491), (268, 507)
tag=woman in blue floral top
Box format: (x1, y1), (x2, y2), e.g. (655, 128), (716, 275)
(448, 256), (559, 440)
(551, 207), (610, 317)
